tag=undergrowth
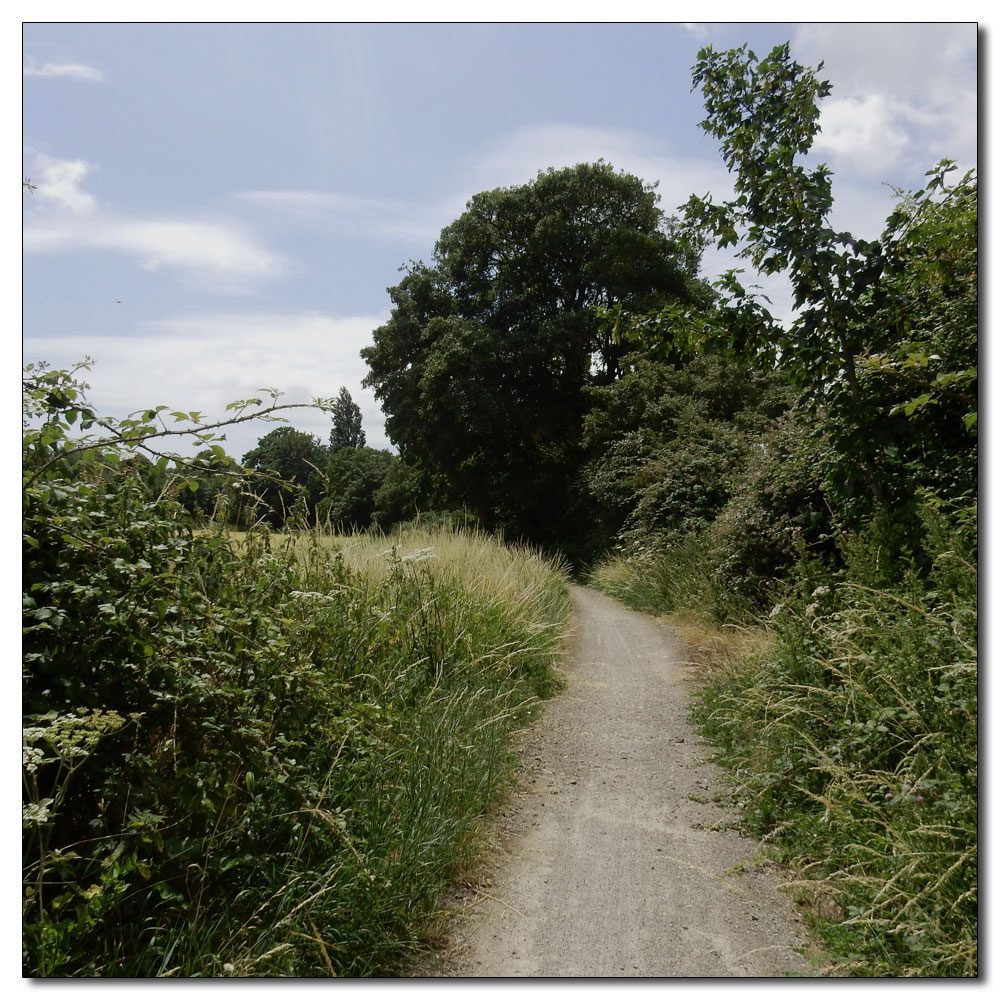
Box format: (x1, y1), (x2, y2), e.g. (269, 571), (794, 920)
(24, 474), (571, 976)
(589, 504), (978, 977)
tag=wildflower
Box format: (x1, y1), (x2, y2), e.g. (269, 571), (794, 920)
(22, 745), (48, 773)
(401, 547), (436, 564)
(23, 799), (54, 825)
(811, 586), (830, 598)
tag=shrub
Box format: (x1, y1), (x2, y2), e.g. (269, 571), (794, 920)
(580, 353), (793, 563)
(23, 365), (572, 977)
(705, 409), (837, 615)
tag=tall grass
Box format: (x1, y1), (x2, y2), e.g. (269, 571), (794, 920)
(587, 533), (720, 620)
(588, 510), (978, 976)
(23, 523), (572, 977)
(694, 568), (977, 976)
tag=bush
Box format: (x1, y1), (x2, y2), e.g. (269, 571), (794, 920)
(319, 446), (395, 531)
(580, 353), (793, 563)
(23, 366), (572, 977)
(705, 409), (837, 616)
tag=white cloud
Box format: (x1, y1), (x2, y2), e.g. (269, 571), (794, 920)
(461, 122), (734, 219)
(30, 153), (99, 215)
(794, 23), (977, 179)
(812, 94), (911, 175)
(23, 153), (285, 287)
(795, 23), (976, 102)
(24, 214), (285, 287)
(23, 59), (104, 82)
(108, 219), (283, 279)
(679, 23), (711, 40)
(24, 311), (392, 460)
(239, 122), (737, 258)
(237, 189), (464, 246)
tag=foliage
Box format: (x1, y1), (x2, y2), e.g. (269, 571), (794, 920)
(329, 386), (366, 451)
(240, 426), (328, 525)
(23, 367), (572, 977)
(580, 353), (792, 555)
(684, 43), (885, 383)
(239, 409), (396, 531)
(690, 506), (977, 976)
(371, 458), (427, 530)
(320, 446), (395, 531)
(681, 43), (976, 515)
(362, 161), (711, 547)
(847, 169), (978, 511)
(704, 409), (838, 615)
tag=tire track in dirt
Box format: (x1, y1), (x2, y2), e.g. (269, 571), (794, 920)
(431, 585), (816, 978)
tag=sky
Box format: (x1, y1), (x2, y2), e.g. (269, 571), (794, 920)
(21, 18), (980, 462)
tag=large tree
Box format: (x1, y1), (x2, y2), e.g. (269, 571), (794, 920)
(320, 446), (394, 531)
(361, 161), (709, 545)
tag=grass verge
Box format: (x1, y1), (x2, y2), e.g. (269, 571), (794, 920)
(24, 524), (571, 977)
(588, 531), (977, 977)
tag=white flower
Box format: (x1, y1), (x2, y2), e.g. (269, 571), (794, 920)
(811, 586), (830, 598)
(401, 548), (436, 564)
(22, 745), (49, 774)
(23, 799), (54, 825)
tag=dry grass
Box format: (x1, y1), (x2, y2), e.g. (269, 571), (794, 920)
(664, 612), (776, 685)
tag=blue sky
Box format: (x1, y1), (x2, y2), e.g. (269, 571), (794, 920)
(22, 19), (979, 461)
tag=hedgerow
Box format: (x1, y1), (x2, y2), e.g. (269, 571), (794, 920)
(23, 364), (571, 977)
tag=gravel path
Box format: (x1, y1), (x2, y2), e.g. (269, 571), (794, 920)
(430, 585), (817, 978)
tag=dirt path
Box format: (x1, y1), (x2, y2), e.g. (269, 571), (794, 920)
(432, 585), (816, 978)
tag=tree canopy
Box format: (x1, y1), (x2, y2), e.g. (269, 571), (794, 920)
(241, 426), (327, 524)
(361, 161), (710, 545)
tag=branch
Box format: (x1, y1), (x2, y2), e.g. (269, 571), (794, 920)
(24, 400), (333, 488)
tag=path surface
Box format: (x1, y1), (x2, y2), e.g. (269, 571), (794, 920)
(433, 585), (815, 978)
